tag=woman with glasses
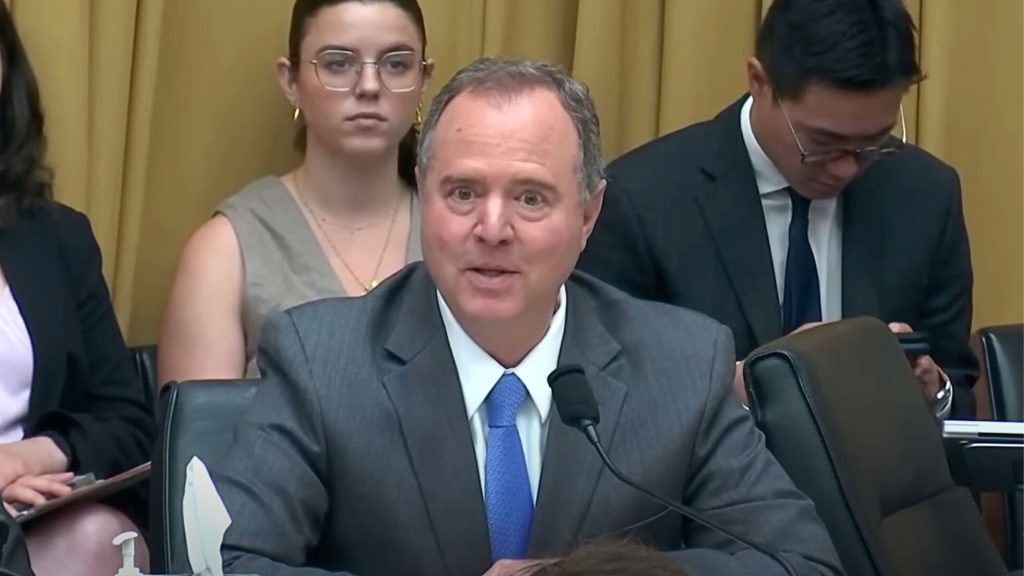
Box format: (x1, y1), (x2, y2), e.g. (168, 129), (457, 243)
(159, 0), (434, 382)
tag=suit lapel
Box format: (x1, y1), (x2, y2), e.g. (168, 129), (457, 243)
(380, 267), (491, 576)
(692, 98), (783, 347)
(0, 210), (64, 419)
(840, 184), (881, 318)
(528, 280), (627, 555)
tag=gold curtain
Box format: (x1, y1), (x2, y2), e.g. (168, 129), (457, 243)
(8, 0), (1022, 343)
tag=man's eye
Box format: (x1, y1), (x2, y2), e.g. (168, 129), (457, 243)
(520, 191), (544, 207)
(452, 187), (474, 201)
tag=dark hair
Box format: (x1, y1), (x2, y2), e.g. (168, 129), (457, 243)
(756, 0), (924, 99)
(528, 539), (691, 576)
(0, 2), (52, 227)
(287, 0), (426, 189)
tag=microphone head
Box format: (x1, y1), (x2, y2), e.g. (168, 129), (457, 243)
(547, 364), (600, 429)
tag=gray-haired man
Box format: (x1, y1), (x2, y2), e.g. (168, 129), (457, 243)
(213, 57), (843, 576)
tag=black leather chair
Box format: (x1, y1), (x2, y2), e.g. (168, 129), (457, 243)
(150, 379), (258, 573)
(977, 323), (1023, 570)
(978, 324), (1024, 422)
(744, 317), (1006, 576)
(127, 344), (158, 412)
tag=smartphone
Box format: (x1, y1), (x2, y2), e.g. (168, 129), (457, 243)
(896, 331), (930, 356)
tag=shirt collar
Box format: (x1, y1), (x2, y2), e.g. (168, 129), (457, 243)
(436, 285), (566, 425)
(740, 94), (791, 196)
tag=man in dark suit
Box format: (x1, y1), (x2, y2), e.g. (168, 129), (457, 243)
(213, 57), (842, 576)
(578, 0), (975, 419)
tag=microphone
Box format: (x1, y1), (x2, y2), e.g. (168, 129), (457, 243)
(547, 365), (798, 576)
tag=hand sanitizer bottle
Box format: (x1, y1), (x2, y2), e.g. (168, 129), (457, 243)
(112, 531), (144, 576)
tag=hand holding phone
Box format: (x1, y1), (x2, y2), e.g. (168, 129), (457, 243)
(895, 331), (930, 357)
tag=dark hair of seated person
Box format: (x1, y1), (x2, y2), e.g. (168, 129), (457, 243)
(528, 539), (691, 576)
(0, 0), (52, 227)
(755, 0), (924, 99)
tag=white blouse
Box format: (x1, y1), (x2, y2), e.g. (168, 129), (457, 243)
(0, 283), (34, 443)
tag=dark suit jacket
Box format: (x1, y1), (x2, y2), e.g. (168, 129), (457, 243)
(0, 506), (31, 575)
(577, 96), (977, 418)
(0, 202), (153, 480)
(215, 262), (842, 576)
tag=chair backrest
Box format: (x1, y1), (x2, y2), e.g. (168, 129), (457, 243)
(976, 323), (1023, 570)
(127, 344), (158, 412)
(744, 317), (1006, 576)
(150, 379), (258, 573)
(978, 324), (1024, 422)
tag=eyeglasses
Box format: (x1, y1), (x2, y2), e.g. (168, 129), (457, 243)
(306, 50), (426, 93)
(778, 99), (906, 165)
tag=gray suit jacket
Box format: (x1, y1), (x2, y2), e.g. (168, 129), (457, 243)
(215, 262), (843, 576)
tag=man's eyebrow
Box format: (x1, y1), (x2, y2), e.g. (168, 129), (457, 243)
(438, 174), (480, 187)
(804, 123), (896, 143)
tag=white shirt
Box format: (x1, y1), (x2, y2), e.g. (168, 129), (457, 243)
(0, 283), (34, 443)
(740, 95), (843, 322)
(436, 286), (566, 503)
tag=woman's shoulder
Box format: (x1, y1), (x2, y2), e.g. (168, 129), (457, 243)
(217, 175), (290, 216)
(12, 200), (93, 243)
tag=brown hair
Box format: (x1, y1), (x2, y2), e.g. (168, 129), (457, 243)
(286, 0), (426, 190)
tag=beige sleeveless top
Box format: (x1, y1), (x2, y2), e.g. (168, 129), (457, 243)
(217, 176), (422, 377)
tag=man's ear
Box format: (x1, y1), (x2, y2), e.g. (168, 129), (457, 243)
(581, 179), (607, 249)
(747, 56), (771, 101)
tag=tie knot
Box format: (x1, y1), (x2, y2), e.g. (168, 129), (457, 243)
(487, 373), (528, 428)
(787, 187), (812, 219)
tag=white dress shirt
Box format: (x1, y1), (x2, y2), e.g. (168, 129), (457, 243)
(740, 95), (843, 322)
(436, 286), (566, 504)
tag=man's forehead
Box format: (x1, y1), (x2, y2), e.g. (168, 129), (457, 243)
(432, 90), (575, 148)
(787, 89), (903, 139)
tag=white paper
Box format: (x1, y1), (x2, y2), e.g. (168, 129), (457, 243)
(183, 456), (231, 576)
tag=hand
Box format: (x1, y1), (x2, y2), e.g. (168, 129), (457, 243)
(1, 472), (74, 509)
(0, 437), (70, 491)
(482, 559), (553, 576)
(887, 323), (943, 401)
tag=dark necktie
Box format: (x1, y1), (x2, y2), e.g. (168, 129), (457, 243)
(484, 372), (533, 561)
(782, 188), (822, 333)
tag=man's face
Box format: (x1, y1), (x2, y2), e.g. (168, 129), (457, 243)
(418, 88), (604, 331)
(751, 74), (906, 199)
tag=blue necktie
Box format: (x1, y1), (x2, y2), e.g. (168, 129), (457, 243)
(782, 188), (822, 334)
(484, 372), (533, 562)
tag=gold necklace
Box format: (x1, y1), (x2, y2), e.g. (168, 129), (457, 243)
(294, 171), (401, 294)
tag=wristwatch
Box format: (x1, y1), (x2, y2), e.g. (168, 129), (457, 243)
(932, 371), (953, 419)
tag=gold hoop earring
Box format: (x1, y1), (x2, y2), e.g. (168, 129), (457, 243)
(293, 107), (301, 122)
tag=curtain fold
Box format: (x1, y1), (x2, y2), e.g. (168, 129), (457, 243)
(7, 0), (1020, 342)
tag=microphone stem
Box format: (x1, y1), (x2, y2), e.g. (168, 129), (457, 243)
(585, 428), (799, 576)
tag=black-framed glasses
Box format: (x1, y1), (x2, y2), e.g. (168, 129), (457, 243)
(306, 49), (426, 93)
(778, 99), (907, 165)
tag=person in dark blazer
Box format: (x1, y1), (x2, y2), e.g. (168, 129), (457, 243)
(0, 4), (153, 574)
(578, 0), (975, 419)
(213, 57), (842, 576)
